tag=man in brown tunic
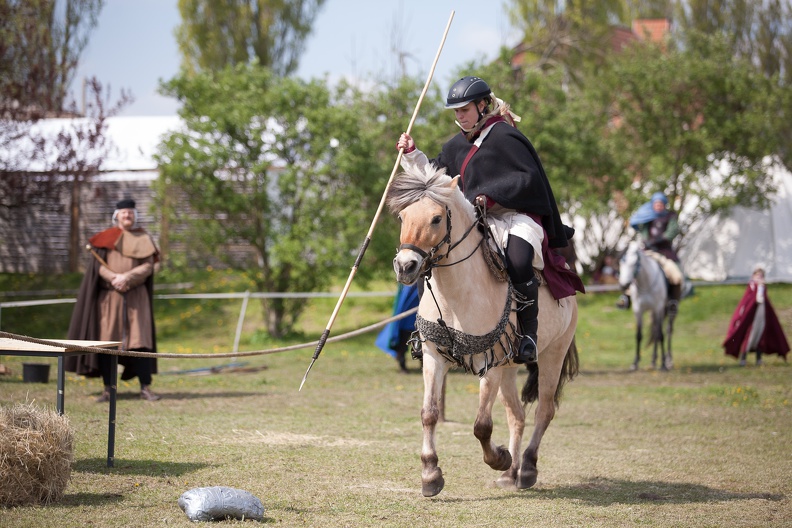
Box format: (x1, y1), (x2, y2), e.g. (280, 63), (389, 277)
(65, 198), (161, 401)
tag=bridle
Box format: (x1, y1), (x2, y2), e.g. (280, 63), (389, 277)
(621, 249), (641, 284)
(622, 246), (664, 292)
(399, 203), (514, 371)
(398, 205), (484, 280)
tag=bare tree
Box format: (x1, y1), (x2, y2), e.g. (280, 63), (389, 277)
(176, 0), (326, 76)
(0, 0), (105, 116)
(1, 78), (132, 271)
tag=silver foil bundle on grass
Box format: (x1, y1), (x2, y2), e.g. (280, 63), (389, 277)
(0, 403), (74, 506)
(179, 486), (265, 522)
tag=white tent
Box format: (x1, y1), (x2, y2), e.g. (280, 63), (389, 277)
(680, 165), (792, 283)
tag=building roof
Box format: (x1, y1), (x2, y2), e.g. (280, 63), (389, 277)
(7, 115), (183, 174)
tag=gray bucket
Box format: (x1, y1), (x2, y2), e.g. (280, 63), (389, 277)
(22, 363), (50, 383)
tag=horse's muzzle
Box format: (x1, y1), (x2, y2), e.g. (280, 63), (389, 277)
(393, 249), (423, 285)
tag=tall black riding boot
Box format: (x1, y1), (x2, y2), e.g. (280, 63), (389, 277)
(513, 278), (539, 364)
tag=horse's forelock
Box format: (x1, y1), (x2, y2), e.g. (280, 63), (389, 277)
(386, 165), (461, 214)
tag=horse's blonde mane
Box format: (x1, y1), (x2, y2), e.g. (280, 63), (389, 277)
(386, 165), (471, 215)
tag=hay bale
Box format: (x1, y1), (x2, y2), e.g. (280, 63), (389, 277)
(0, 403), (74, 506)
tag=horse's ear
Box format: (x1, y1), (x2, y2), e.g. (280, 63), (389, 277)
(448, 175), (461, 189)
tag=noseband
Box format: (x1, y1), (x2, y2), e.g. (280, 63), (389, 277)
(398, 205), (483, 278)
(397, 202), (517, 376)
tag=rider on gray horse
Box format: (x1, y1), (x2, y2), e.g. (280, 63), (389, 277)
(618, 192), (684, 311)
(397, 76), (579, 364)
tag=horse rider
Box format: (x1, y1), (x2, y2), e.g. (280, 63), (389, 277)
(618, 192), (684, 311)
(397, 76), (582, 365)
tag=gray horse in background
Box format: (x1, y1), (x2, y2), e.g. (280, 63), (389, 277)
(619, 241), (676, 370)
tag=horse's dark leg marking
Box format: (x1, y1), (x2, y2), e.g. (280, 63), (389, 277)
(420, 404), (444, 497)
(474, 415), (512, 472)
(518, 445), (538, 489)
(495, 371), (525, 489)
(655, 314), (666, 371)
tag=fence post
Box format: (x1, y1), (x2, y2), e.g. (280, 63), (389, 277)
(232, 290), (250, 355)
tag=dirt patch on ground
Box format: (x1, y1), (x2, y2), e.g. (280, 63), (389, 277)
(199, 429), (372, 448)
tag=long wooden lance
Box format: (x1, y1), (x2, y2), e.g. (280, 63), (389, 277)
(299, 11), (455, 391)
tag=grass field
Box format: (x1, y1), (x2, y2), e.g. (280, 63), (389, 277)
(1, 274), (790, 527)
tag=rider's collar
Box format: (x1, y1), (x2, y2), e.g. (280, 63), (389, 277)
(460, 115), (506, 141)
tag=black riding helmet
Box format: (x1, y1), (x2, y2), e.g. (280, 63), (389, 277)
(445, 76), (492, 109)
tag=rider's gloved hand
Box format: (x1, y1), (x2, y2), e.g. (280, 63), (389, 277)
(396, 133), (416, 154)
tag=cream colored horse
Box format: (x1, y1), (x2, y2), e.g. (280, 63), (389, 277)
(387, 166), (578, 497)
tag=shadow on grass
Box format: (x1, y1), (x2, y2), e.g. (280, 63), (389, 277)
(434, 477), (784, 505)
(73, 458), (210, 476)
(108, 390), (264, 401)
(532, 477), (785, 505)
(58, 491), (125, 507)
(579, 362), (788, 376)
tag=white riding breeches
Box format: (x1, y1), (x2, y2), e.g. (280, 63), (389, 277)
(486, 211), (545, 270)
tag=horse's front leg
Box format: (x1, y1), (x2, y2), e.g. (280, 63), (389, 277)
(632, 313), (642, 371)
(653, 311), (668, 371)
(474, 368), (513, 476)
(665, 313), (675, 369)
(420, 349), (448, 497)
(650, 313), (660, 369)
(438, 373), (447, 423)
(494, 365), (524, 489)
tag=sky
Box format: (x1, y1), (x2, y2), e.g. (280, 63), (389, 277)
(71, 1), (519, 116)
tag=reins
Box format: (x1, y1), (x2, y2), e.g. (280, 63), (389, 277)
(402, 201), (516, 374)
(398, 205), (485, 280)
(624, 247), (664, 293)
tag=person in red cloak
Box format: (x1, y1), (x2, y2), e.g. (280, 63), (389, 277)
(65, 197), (161, 400)
(723, 265), (789, 365)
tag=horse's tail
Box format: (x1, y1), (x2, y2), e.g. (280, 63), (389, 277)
(521, 336), (580, 407)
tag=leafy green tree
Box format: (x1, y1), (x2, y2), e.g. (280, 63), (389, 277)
(155, 65), (390, 337)
(176, 0), (326, 77)
(331, 75), (450, 279)
(1, 78), (131, 271)
(469, 31), (788, 270)
(506, 0), (631, 82)
(674, 0), (792, 85)
(596, 32), (786, 246)
(0, 0), (104, 116)
(475, 52), (630, 266)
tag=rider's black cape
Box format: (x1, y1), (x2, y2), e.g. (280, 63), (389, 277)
(431, 121), (570, 249)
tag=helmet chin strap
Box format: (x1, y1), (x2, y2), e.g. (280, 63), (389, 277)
(454, 113), (485, 133)
(454, 100), (488, 132)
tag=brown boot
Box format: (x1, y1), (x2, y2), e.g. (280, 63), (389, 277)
(140, 385), (161, 401)
(96, 386), (111, 403)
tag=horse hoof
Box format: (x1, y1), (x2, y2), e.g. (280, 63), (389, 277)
(422, 476), (445, 497)
(517, 468), (538, 489)
(422, 467), (445, 497)
(487, 446), (512, 471)
(495, 473), (517, 490)
(630, 364), (639, 372)
(518, 450), (538, 489)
